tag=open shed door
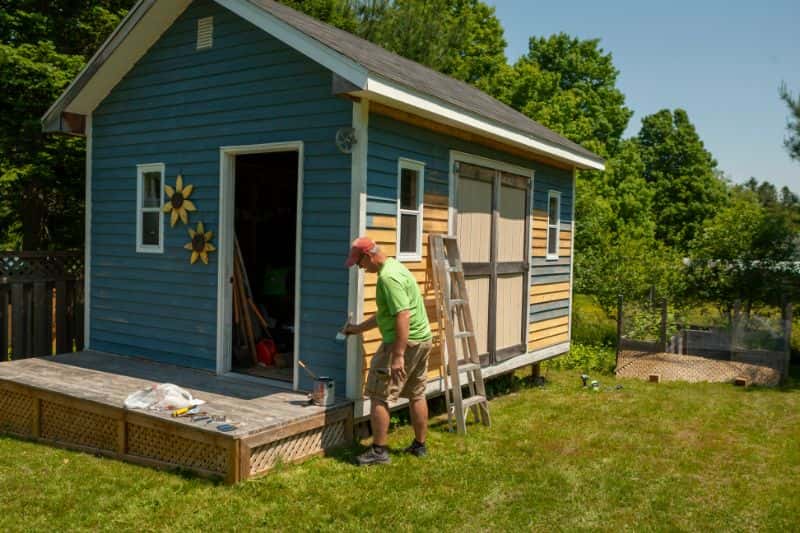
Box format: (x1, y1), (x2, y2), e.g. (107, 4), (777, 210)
(455, 160), (531, 365)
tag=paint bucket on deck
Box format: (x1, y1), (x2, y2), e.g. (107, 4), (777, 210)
(312, 377), (335, 406)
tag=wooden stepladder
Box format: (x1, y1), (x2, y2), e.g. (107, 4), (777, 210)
(428, 234), (490, 435)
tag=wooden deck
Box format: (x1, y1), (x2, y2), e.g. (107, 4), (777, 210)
(0, 351), (353, 483)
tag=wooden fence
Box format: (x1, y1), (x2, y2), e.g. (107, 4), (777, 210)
(1, 252), (84, 360)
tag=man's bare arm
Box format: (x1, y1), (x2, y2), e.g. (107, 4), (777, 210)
(391, 310), (410, 381)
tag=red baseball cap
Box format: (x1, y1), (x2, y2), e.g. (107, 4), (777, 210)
(345, 236), (378, 267)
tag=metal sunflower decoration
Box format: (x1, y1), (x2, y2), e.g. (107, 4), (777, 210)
(163, 174), (197, 226)
(184, 222), (216, 264)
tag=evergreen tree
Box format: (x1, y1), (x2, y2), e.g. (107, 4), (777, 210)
(0, 1), (132, 250)
(780, 83), (800, 162)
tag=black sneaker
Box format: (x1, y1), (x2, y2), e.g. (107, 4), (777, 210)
(355, 446), (391, 466)
(404, 440), (427, 457)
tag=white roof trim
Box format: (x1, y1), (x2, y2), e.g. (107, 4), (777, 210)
(362, 76), (605, 171)
(43, 0), (603, 170)
(43, 0), (192, 126)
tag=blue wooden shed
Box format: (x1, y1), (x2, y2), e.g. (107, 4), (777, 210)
(43, 0), (605, 416)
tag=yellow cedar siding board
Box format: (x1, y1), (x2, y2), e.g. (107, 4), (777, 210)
(528, 332), (570, 351)
(530, 324), (569, 340)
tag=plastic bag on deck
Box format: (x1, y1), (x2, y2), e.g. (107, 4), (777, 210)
(124, 383), (205, 411)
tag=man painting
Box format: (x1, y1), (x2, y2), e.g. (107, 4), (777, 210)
(343, 236), (433, 465)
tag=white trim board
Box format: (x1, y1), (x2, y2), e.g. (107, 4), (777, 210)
(216, 141), (304, 391)
(361, 77), (604, 171)
(567, 170), (577, 343)
(353, 342), (570, 419)
(346, 99), (369, 400)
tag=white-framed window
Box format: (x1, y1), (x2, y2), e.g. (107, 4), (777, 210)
(396, 158), (425, 261)
(136, 163), (165, 253)
(546, 190), (561, 260)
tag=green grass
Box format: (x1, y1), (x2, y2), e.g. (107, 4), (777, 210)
(2, 368), (799, 532)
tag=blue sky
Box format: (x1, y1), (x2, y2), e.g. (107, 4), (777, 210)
(487, 0), (800, 193)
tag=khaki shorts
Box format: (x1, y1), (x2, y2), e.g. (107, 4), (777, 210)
(365, 339), (433, 402)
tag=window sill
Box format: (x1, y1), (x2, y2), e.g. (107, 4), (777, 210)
(397, 253), (422, 263)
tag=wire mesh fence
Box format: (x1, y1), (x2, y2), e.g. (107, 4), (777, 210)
(616, 296), (792, 385)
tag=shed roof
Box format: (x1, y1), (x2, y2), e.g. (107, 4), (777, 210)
(43, 0), (605, 170)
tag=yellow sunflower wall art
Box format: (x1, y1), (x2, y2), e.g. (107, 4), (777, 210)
(184, 222), (216, 264)
(163, 174), (197, 226)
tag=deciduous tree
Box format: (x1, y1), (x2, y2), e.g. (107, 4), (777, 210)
(507, 33), (632, 158)
(637, 109), (728, 249)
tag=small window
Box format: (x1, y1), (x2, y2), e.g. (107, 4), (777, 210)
(546, 190), (561, 260)
(397, 158), (424, 261)
(137, 163), (165, 253)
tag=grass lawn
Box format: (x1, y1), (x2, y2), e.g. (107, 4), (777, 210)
(1, 368), (798, 532)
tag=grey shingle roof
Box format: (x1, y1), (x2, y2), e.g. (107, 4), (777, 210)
(253, 0), (604, 166)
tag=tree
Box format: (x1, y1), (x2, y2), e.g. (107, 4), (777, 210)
(780, 83), (800, 162)
(574, 140), (683, 311)
(0, 1), (131, 250)
(506, 33), (632, 158)
(356, 0), (508, 92)
(686, 190), (799, 312)
(637, 109), (728, 249)
(278, 0), (359, 32)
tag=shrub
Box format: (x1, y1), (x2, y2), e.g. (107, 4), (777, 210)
(544, 343), (616, 374)
(571, 294), (617, 346)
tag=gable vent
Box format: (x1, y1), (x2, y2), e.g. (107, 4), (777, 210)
(197, 17), (213, 50)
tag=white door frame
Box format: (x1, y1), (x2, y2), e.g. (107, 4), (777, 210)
(448, 150), (535, 357)
(217, 141), (304, 391)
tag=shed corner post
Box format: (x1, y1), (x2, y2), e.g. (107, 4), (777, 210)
(345, 98), (369, 400)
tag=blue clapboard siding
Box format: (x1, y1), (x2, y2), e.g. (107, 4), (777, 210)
(90, 0), (352, 387)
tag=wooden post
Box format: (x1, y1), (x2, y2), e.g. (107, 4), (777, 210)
(75, 282), (85, 351)
(783, 299), (793, 381)
(660, 299), (668, 352)
(616, 294), (623, 370)
(32, 281), (50, 356)
(11, 283), (25, 359)
(0, 287), (8, 360)
(55, 280), (68, 354)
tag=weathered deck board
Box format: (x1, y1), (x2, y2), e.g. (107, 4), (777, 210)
(0, 351), (353, 482)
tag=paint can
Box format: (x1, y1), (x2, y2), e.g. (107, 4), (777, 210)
(312, 377), (335, 406)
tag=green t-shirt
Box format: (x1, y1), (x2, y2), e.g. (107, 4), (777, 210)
(375, 258), (432, 344)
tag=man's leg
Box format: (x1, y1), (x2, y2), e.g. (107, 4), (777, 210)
(408, 398), (428, 444)
(370, 399), (390, 446)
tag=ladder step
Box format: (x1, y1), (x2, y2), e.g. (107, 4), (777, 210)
(457, 362), (480, 373)
(447, 266), (463, 273)
(460, 395), (487, 410)
(449, 299), (466, 308)
(454, 331), (474, 339)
